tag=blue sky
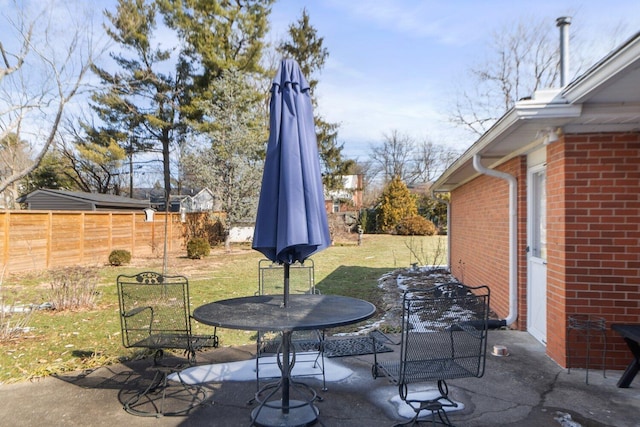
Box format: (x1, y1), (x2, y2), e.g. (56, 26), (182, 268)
(267, 0), (640, 159)
(4, 0), (640, 164)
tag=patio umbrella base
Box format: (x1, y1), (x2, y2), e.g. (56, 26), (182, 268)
(251, 400), (319, 427)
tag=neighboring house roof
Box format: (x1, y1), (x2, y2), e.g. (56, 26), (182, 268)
(18, 189), (150, 211)
(432, 31), (640, 193)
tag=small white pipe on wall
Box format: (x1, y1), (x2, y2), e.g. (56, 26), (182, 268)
(473, 154), (518, 326)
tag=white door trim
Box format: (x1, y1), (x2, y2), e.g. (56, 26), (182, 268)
(527, 162), (547, 345)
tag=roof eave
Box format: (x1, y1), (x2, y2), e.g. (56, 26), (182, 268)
(562, 31), (640, 103)
(432, 93), (581, 193)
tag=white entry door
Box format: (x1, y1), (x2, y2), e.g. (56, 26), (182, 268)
(527, 165), (547, 344)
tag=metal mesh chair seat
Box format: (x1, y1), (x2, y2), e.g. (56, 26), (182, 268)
(128, 333), (219, 353)
(372, 283), (490, 426)
(375, 358), (479, 385)
(117, 271), (218, 417)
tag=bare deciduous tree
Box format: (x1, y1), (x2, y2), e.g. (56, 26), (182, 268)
(0, 133), (31, 208)
(368, 130), (460, 188)
(369, 129), (413, 184)
(413, 140), (460, 184)
(450, 18), (559, 136)
(0, 1), (99, 196)
(449, 15), (634, 137)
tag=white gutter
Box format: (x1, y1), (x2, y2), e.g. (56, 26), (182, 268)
(472, 154), (518, 326)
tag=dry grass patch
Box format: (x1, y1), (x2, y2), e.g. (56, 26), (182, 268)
(0, 234), (447, 383)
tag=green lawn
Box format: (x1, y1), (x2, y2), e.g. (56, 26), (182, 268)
(0, 234), (446, 383)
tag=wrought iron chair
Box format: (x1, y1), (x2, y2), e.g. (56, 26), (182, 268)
(255, 259), (326, 392)
(117, 271), (219, 416)
(372, 282), (490, 426)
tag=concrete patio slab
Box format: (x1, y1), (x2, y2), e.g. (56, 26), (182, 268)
(0, 330), (638, 426)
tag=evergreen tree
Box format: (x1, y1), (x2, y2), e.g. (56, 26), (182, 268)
(91, 0), (183, 202)
(182, 68), (266, 249)
(159, 0), (272, 77)
(277, 8), (353, 190)
(158, 0), (273, 119)
(22, 152), (78, 194)
(377, 176), (417, 233)
(416, 191), (449, 232)
(90, 0), (273, 200)
(59, 133), (127, 194)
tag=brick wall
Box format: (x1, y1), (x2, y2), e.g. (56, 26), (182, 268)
(450, 132), (640, 370)
(547, 132), (640, 370)
(450, 156), (528, 331)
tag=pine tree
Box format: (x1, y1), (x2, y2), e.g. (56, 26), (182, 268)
(91, 0), (183, 201)
(277, 8), (354, 190)
(158, 0), (273, 119)
(90, 0), (272, 201)
(182, 68), (266, 249)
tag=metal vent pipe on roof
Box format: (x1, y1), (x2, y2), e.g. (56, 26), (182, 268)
(557, 16), (571, 87)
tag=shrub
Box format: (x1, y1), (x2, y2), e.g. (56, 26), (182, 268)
(187, 238), (211, 259)
(396, 215), (437, 236)
(48, 266), (99, 310)
(359, 208), (378, 234)
(184, 212), (225, 246)
(108, 249), (131, 266)
(376, 176), (418, 233)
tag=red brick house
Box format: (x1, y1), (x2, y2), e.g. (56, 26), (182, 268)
(324, 174), (364, 213)
(431, 31), (640, 370)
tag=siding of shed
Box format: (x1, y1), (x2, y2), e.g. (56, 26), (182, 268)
(27, 194), (93, 210)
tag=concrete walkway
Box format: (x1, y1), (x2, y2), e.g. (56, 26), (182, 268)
(1, 330), (638, 426)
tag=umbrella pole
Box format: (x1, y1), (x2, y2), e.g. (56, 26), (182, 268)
(283, 263), (290, 413)
(284, 263), (290, 307)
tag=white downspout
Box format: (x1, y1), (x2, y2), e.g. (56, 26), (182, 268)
(473, 154), (518, 326)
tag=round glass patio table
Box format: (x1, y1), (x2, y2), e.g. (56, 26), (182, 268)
(193, 294), (376, 427)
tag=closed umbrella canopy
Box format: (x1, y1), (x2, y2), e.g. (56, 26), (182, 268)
(252, 59), (331, 265)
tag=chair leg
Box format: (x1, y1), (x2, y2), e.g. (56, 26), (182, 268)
(318, 353), (327, 392)
(122, 368), (208, 417)
(153, 349), (164, 366)
(313, 338), (327, 392)
(398, 380), (458, 427)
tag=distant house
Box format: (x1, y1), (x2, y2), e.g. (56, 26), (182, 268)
(134, 187), (218, 213)
(180, 188), (217, 212)
(17, 189), (150, 211)
(325, 174), (364, 213)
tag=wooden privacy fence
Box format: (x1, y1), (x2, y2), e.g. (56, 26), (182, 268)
(0, 210), (187, 275)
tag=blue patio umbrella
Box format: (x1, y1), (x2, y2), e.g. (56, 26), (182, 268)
(252, 58), (331, 307)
